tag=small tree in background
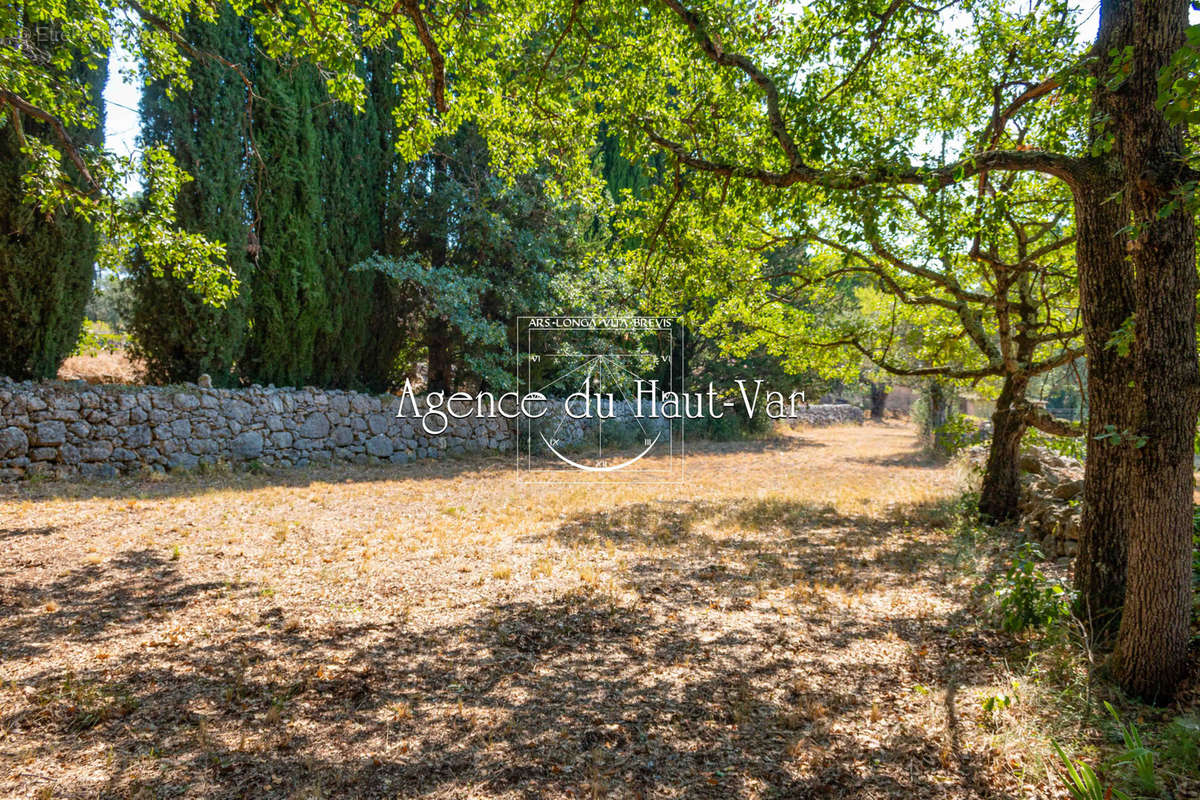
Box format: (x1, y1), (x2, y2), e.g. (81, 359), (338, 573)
(360, 124), (600, 392)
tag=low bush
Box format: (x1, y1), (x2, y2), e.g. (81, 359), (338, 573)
(994, 542), (1072, 632)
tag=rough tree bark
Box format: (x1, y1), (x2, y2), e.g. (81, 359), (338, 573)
(424, 316), (454, 393)
(868, 382), (889, 421)
(979, 374), (1029, 523)
(1072, 173), (1136, 642)
(1108, 0), (1199, 701)
(1067, 0), (1140, 645)
(924, 381), (951, 447)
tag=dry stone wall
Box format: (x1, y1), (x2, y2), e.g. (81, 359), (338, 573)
(1016, 447), (1083, 559)
(0, 377), (514, 480)
(523, 397), (673, 452)
(785, 404), (865, 426)
(965, 443), (1083, 559)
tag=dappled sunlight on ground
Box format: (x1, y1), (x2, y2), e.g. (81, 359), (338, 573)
(1, 423), (1035, 799)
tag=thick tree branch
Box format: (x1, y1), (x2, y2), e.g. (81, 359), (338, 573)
(808, 233), (990, 305)
(1023, 403), (1083, 436)
(126, 0), (255, 91)
(794, 335), (1002, 380)
(124, 0), (267, 168)
(657, 0), (802, 171)
(982, 76), (1061, 150)
(532, 0), (584, 109)
(649, 1), (1084, 190)
(645, 126), (1083, 190)
(1026, 346), (1085, 375)
(0, 89), (98, 193)
(400, 0), (447, 115)
(1029, 327), (1081, 345)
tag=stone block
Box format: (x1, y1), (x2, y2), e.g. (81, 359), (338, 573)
(82, 441), (114, 462)
(299, 413), (330, 439)
(232, 431), (264, 459)
(174, 392), (201, 410)
(366, 435), (393, 458)
(33, 420), (66, 446)
(168, 452), (199, 471)
(0, 426), (29, 458)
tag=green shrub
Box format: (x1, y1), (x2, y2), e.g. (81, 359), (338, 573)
(1163, 716), (1200, 773)
(995, 542), (1072, 632)
(933, 414), (980, 456)
(72, 320), (129, 357)
(690, 408), (769, 441)
(1052, 741), (1128, 800)
(576, 418), (643, 451)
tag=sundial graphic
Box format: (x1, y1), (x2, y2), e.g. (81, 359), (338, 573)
(516, 317), (684, 484)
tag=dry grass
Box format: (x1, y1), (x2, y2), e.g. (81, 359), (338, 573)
(56, 351), (144, 385)
(0, 422), (1086, 798)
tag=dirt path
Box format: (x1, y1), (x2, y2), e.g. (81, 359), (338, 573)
(2, 423), (1027, 799)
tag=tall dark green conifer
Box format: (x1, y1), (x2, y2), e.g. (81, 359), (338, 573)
(599, 128), (659, 202)
(130, 34), (407, 390)
(358, 48), (413, 390)
(311, 57), (388, 387)
(0, 29), (106, 379)
(127, 3), (251, 386)
(244, 48), (409, 390)
(239, 59), (328, 386)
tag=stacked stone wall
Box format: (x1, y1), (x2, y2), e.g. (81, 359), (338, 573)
(0, 378), (513, 479)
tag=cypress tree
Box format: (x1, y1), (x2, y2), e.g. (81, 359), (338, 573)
(245, 47), (408, 391)
(0, 31), (106, 379)
(599, 128), (659, 202)
(239, 58), (329, 386)
(358, 48), (413, 390)
(131, 32), (406, 390)
(127, 3), (252, 386)
(311, 57), (387, 388)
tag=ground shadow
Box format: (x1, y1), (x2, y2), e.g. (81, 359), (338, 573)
(1, 488), (1010, 799)
(0, 433), (824, 505)
(0, 525), (58, 541)
(846, 450), (949, 469)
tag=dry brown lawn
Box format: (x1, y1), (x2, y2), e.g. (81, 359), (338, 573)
(1, 423), (1065, 798)
(56, 351), (145, 386)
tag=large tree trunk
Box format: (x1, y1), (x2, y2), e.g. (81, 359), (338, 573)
(979, 374), (1027, 524)
(868, 382), (888, 421)
(1108, 0), (1199, 702)
(1072, 173), (1135, 642)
